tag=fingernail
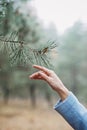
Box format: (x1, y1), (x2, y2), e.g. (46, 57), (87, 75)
(29, 75), (32, 79)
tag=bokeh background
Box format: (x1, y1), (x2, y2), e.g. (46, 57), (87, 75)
(0, 0), (87, 130)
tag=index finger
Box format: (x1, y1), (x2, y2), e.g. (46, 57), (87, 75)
(33, 65), (50, 75)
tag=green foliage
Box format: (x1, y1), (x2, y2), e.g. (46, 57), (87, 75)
(0, 32), (57, 68)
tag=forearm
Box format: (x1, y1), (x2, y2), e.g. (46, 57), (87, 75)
(54, 92), (87, 130)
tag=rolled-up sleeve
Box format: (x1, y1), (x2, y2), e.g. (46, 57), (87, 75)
(54, 92), (87, 130)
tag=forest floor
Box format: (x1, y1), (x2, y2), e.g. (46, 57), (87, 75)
(0, 99), (73, 130)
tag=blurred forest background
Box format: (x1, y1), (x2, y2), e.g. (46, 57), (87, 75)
(0, 0), (87, 130)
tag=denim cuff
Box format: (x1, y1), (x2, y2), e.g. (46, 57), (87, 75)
(53, 91), (77, 113)
(53, 92), (87, 130)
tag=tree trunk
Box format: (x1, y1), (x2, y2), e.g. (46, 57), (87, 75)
(29, 84), (36, 107)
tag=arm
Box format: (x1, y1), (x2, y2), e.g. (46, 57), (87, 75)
(54, 92), (87, 130)
(29, 65), (87, 130)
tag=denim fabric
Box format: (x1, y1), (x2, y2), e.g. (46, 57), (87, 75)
(54, 92), (87, 130)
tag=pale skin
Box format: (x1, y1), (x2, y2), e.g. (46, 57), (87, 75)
(29, 65), (70, 101)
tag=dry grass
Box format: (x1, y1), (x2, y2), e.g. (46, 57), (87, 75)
(0, 100), (73, 130)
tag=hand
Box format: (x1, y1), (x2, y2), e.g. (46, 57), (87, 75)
(29, 65), (69, 100)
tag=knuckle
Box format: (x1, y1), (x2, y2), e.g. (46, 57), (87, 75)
(42, 66), (45, 70)
(50, 71), (55, 76)
(50, 70), (54, 73)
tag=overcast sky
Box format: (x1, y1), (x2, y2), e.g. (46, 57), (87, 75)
(32, 0), (87, 34)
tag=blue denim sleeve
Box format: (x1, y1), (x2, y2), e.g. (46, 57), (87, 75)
(54, 92), (87, 130)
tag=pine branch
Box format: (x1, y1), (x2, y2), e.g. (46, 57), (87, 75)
(0, 32), (58, 68)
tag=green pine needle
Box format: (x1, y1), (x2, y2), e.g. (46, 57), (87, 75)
(0, 32), (58, 68)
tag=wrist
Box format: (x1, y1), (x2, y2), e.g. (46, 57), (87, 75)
(56, 86), (69, 101)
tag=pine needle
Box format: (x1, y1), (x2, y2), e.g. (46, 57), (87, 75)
(0, 32), (58, 68)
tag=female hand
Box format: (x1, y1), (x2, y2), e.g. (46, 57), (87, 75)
(29, 65), (69, 100)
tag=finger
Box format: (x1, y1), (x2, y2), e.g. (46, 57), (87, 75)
(29, 71), (49, 81)
(33, 65), (50, 75)
(29, 72), (41, 79)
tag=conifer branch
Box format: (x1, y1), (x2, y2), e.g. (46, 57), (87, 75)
(0, 32), (57, 68)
